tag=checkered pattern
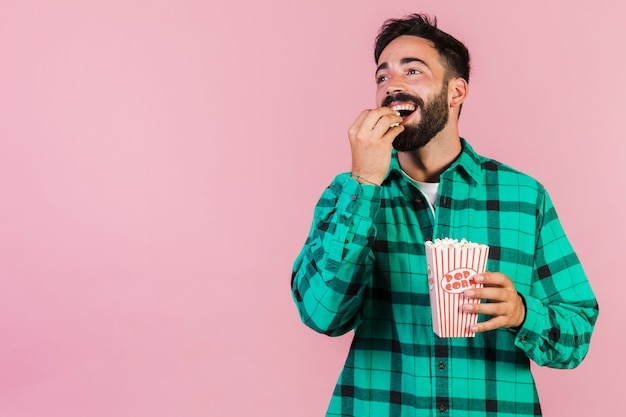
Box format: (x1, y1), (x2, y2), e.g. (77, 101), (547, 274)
(291, 139), (598, 416)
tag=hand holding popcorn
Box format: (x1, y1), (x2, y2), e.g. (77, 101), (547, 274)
(462, 272), (526, 332)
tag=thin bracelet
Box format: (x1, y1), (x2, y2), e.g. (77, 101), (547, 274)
(351, 174), (379, 186)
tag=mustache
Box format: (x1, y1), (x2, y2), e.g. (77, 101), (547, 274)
(381, 93), (424, 108)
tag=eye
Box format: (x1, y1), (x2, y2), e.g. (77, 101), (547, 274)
(407, 68), (422, 76)
(376, 74), (389, 84)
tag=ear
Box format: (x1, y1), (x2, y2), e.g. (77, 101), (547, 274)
(448, 77), (468, 109)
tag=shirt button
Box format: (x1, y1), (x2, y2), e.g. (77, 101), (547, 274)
(438, 362), (446, 370)
(351, 195), (357, 201)
(519, 335), (528, 342)
(439, 404), (448, 412)
(415, 198), (422, 204)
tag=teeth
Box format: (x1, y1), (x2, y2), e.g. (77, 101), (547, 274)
(390, 104), (416, 112)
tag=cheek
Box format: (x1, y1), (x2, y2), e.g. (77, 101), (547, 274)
(375, 89), (386, 108)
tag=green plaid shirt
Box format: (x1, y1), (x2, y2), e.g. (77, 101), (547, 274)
(291, 139), (598, 416)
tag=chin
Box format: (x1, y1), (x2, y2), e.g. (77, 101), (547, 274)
(392, 126), (433, 152)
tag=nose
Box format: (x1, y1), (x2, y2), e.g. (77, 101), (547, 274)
(387, 73), (406, 95)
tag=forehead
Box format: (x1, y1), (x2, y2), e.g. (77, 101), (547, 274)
(377, 35), (443, 71)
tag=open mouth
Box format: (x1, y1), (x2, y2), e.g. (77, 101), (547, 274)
(390, 103), (417, 122)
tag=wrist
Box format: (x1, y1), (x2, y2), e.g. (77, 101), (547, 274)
(512, 292), (527, 330)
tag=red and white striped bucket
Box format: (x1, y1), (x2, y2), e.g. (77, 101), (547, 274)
(426, 239), (489, 337)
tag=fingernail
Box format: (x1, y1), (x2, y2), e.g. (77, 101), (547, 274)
(470, 325), (479, 332)
(474, 274), (484, 282)
(463, 304), (473, 312)
(465, 290), (475, 297)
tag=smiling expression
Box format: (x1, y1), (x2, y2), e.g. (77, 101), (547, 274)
(375, 36), (452, 151)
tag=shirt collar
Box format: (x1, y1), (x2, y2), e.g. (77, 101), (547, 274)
(386, 138), (482, 185)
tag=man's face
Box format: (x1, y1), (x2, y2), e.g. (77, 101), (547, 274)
(375, 35), (451, 151)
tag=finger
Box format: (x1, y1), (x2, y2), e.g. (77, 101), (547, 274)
(371, 113), (403, 139)
(476, 272), (511, 288)
(349, 109), (400, 145)
(348, 109), (374, 138)
(471, 316), (506, 333)
(361, 107), (400, 132)
(464, 287), (508, 302)
(381, 124), (405, 144)
(463, 300), (506, 317)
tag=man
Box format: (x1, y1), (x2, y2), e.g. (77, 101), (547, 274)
(291, 14), (598, 416)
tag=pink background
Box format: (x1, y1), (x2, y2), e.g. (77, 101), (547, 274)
(0, 1), (623, 416)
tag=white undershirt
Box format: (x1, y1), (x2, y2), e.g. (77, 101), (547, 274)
(401, 170), (439, 215)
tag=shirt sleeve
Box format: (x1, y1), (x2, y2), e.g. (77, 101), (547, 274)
(513, 190), (599, 368)
(291, 173), (381, 336)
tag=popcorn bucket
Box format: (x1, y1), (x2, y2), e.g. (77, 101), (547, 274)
(425, 238), (490, 337)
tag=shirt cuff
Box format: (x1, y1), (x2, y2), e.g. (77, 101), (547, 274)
(513, 293), (544, 351)
(336, 174), (382, 219)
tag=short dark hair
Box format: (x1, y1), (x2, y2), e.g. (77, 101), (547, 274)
(374, 14), (470, 83)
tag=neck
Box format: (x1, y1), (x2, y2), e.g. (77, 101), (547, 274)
(397, 128), (462, 183)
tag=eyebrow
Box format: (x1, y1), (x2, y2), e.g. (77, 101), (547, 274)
(376, 57), (429, 73)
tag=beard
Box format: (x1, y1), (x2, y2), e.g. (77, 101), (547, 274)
(383, 85), (450, 152)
